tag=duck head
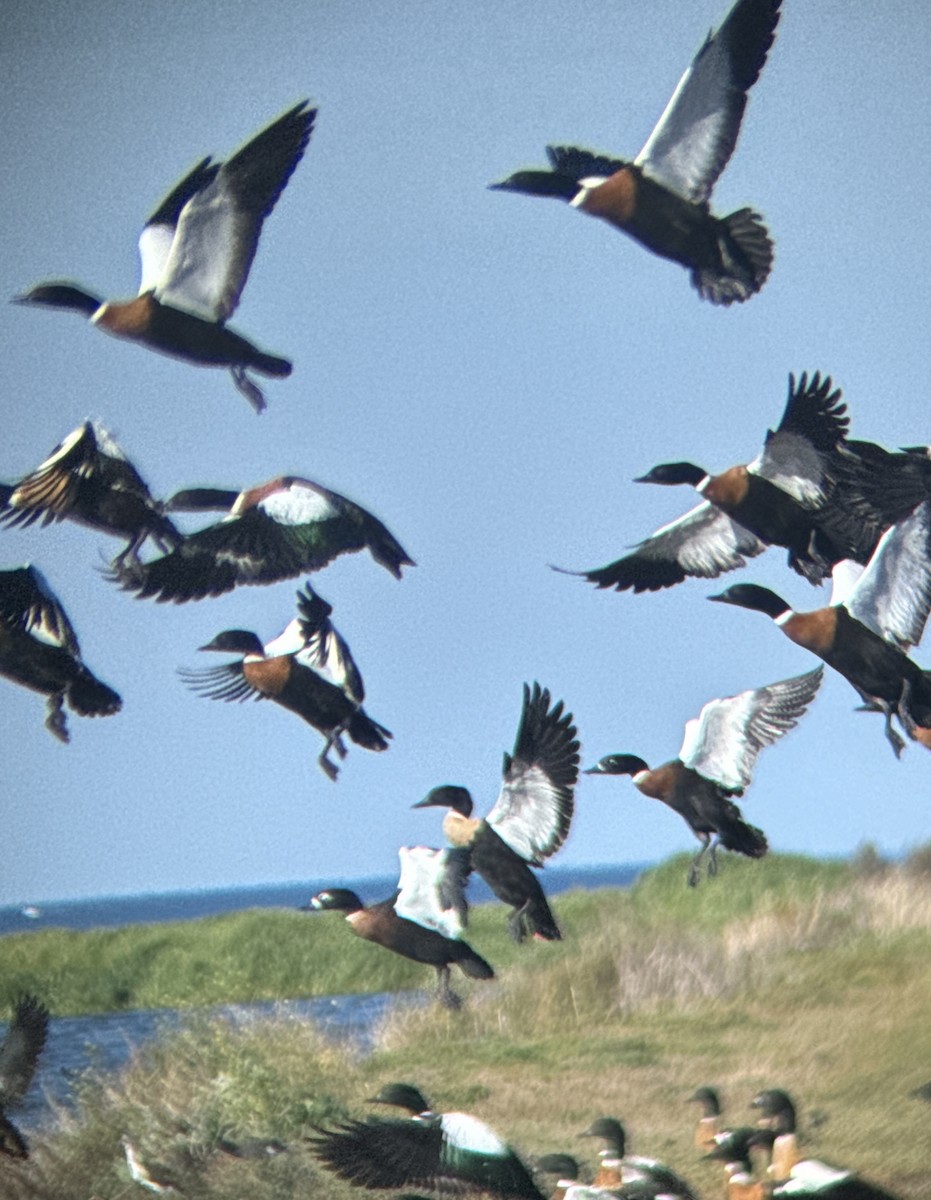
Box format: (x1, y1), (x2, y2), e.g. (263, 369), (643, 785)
(688, 1086), (722, 1116)
(413, 785), (474, 816)
(634, 461), (707, 487)
(708, 584), (793, 621)
(13, 282), (102, 316)
(585, 754), (650, 778)
(750, 1088), (797, 1132)
(488, 169), (580, 202)
(198, 630), (266, 656)
(579, 1116), (625, 1156)
(367, 1082), (431, 1115)
(303, 888), (365, 914)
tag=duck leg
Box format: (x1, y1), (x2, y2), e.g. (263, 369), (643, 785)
(434, 966), (462, 1011)
(45, 694), (69, 744)
(688, 834), (711, 888)
(506, 902), (530, 945)
(707, 836), (720, 877)
(317, 743), (340, 782)
(230, 367), (267, 415)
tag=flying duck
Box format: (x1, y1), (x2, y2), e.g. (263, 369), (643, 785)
(0, 421), (181, 568)
(710, 499), (931, 755)
(308, 1094), (544, 1199)
(0, 564), (122, 742)
(108, 474), (413, 603)
(414, 682), (580, 942)
(15, 101), (315, 413)
(586, 667), (822, 886)
(0, 995), (49, 1159)
(564, 373), (916, 595)
(178, 584), (390, 780)
(306, 845), (494, 1009)
(579, 1117), (699, 1200)
(491, 0), (781, 303)
(745, 1130), (902, 1200)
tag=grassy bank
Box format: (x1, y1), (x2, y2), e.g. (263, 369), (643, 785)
(4, 852), (931, 1200)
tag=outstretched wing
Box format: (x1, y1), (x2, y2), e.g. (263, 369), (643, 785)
(177, 660), (262, 703)
(0, 995), (49, 1109)
(844, 500), (931, 651)
(680, 667), (823, 792)
(0, 565), (80, 655)
(485, 683), (580, 865)
(395, 845), (472, 939)
(750, 372), (848, 506)
(635, 0), (781, 203)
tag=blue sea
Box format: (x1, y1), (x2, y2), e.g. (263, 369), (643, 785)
(0, 862), (647, 1137)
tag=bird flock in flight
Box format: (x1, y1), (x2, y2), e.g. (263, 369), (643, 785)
(2, 0), (927, 1193)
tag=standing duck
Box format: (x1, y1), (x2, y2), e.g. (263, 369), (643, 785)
(710, 499), (931, 755)
(178, 584), (390, 780)
(306, 845), (494, 1009)
(688, 1086), (726, 1152)
(0, 420), (180, 568)
(586, 667), (822, 886)
(414, 682), (579, 942)
(579, 1117), (698, 1200)
(745, 1130), (902, 1200)
(564, 373), (914, 595)
(0, 564), (121, 742)
(308, 1091), (544, 1198)
(491, 0), (781, 303)
(14, 101), (315, 412)
(109, 474), (413, 603)
(0, 995), (49, 1159)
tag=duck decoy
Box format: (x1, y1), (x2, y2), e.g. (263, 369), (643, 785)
(414, 682), (580, 942)
(108, 474), (413, 603)
(745, 1130), (902, 1199)
(308, 1093), (544, 1198)
(562, 372), (917, 595)
(579, 1117), (698, 1200)
(491, 0), (781, 304)
(709, 499), (931, 756)
(14, 101), (315, 413)
(306, 845), (494, 1009)
(120, 1135), (184, 1194)
(178, 584), (390, 780)
(586, 667), (822, 886)
(0, 421), (181, 568)
(687, 1086), (725, 1151)
(0, 995), (49, 1159)
(0, 564), (122, 743)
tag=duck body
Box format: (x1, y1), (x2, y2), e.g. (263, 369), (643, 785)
(15, 101), (315, 412)
(110, 475), (413, 603)
(586, 667), (822, 885)
(580, 1117), (698, 1200)
(492, 0), (781, 303)
(308, 846), (494, 1009)
(179, 585), (390, 780)
(0, 421), (180, 566)
(415, 683), (580, 942)
(0, 565), (121, 742)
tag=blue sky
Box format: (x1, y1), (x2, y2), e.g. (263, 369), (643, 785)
(2, 0), (930, 905)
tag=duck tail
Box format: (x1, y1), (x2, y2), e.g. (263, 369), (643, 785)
(717, 806), (769, 860)
(453, 943), (495, 980)
(694, 208), (773, 305)
(250, 349), (292, 379)
(347, 709), (392, 751)
(512, 893), (562, 942)
(66, 668), (122, 719)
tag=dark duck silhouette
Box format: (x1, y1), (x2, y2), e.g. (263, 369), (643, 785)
(563, 373), (919, 595)
(108, 474), (413, 603)
(0, 564), (121, 742)
(308, 1088), (544, 1198)
(744, 1130), (902, 1200)
(491, 0), (781, 304)
(14, 101), (315, 412)
(306, 845), (494, 1010)
(178, 584), (390, 780)
(586, 667), (822, 886)
(710, 498), (931, 756)
(579, 1117), (698, 1199)
(414, 682), (580, 942)
(0, 995), (49, 1159)
(0, 420), (180, 568)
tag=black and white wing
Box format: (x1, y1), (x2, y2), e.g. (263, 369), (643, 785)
(844, 500), (931, 651)
(293, 585), (365, 705)
(138, 156), (220, 295)
(485, 683), (579, 866)
(0, 565), (79, 655)
(749, 372), (848, 507)
(565, 501), (767, 593)
(680, 667), (823, 792)
(395, 845), (472, 939)
(0, 995), (49, 1109)
(634, 0), (782, 203)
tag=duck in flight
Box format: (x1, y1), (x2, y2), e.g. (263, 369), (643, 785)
(491, 0), (781, 303)
(14, 101), (315, 413)
(0, 994), (49, 1159)
(586, 668), (822, 886)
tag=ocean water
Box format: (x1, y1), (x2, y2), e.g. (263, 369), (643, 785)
(0, 862), (647, 1137)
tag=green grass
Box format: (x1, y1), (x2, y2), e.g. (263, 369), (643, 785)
(3, 852), (931, 1200)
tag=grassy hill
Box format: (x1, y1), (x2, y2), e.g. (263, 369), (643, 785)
(3, 851), (930, 1199)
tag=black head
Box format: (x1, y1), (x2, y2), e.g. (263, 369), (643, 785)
(367, 1083), (431, 1115)
(413, 785), (474, 816)
(751, 1088), (797, 1132)
(688, 1086), (722, 1116)
(585, 754), (649, 778)
(304, 889), (364, 914)
(535, 1153), (581, 1181)
(708, 584), (792, 620)
(634, 462), (707, 487)
(198, 630), (265, 656)
(12, 282), (102, 315)
(579, 1117), (625, 1155)
(488, 169), (579, 202)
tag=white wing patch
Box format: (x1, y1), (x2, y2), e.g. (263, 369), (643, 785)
(487, 764), (563, 864)
(439, 1112), (508, 1156)
(844, 500), (931, 650)
(262, 617), (305, 658)
(260, 483), (340, 526)
(155, 191), (241, 321)
(137, 224), (177, 296)
(395, 846), (467, 940)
